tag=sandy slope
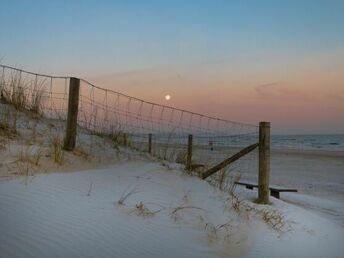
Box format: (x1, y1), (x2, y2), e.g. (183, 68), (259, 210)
(1, 104), (344, 257)
(0, 161), (343, 258)
(0, 161), (251, 258)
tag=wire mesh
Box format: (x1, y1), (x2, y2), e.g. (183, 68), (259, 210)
(0, 65), (259, 189)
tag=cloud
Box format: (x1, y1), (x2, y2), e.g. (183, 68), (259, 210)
(254, 82), (311, 102)
(255, 82), (282, 97)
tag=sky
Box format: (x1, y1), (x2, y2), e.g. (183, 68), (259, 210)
(1, 0), (344, 134)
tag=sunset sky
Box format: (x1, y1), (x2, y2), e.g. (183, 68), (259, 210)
(1, 0), (343, 134)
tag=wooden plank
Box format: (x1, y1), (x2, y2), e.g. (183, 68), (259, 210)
(269, 188), (298, 192)
(201, 142), (259, 179)
(270, 190), (280, 199)
(235, 182), (297, 193)
(235, 182), (258, 188)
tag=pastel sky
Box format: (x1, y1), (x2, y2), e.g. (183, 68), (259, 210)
(1, 0), (343, 134)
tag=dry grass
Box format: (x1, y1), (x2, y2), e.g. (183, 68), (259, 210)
(170, 205), (205, 221)
(175, 149), (187, 164)
(227, 183), (287, 232)
(14, 145), (43, 176)
(11, 85), (28, 111)
(15, 161), (31, 176)
(259, 209), (286, 231)
(29, 87), (45, 114)
(130, 202), (159, 217)
(0, 106), (17, 138)
(0, 138), (6, 150)
(109, 130), (130, 147)
(73, 146), (91, 161)
(51, 136), (64, 165)
(117, 186), (139, 205)
(16, 145), (43, 167)
(1, 71), (45, 114)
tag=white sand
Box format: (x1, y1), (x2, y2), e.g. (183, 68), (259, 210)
(0, 161), (251, 258)
(239, 148), (344, 226)
(0, 160), (343, 257)
(1, 104), (344, 257)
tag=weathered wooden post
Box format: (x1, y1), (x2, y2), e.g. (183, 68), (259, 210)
(258, 121), (270, 204)
(63, 77), (80, 151)
(148, 133), (152, 154)
(186, 134), (193, 170)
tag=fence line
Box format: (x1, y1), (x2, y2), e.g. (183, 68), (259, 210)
(0, 64), (263, 197)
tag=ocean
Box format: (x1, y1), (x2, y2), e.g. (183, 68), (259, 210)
(271, 134), (344, 151)
(129, 133), (344, 152)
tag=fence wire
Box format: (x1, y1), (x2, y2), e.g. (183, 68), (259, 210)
(0, 65), (259, 189)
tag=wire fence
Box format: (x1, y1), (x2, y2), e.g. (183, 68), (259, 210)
(0, 64), (259, 187)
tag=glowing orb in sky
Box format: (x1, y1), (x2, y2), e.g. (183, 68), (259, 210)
(165, 94), (171, 101)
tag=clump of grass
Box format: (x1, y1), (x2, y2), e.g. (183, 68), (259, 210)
(131, 202), (156, 217)
(11, 85), (28, 111)
(29, 87), (45, 114)
(1, 71), (45, 114)
(226, 180), (287, 232)
(108, 130), (130, 147)
(230, 192), (245, 212)
(0, 107), (17, 138)
(130, 202), (163, 217)
(51, 136), (64, 165)
(117, 186), (139, 205)
(259, 209), (286, 231)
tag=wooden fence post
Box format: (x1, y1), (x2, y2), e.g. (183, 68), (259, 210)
(148, 133), (152, 154)
(258, 121), (270, 204)
(63, 77), (80, 151)
(186, 134), (193, 170)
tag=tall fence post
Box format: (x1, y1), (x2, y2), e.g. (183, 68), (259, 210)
(63, 77), (80, 151)
(148, 133), (152, 154)
(258, 121), (270, 204)
(186, 134), (193, 170)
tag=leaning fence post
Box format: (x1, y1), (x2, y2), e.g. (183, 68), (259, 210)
(258, 121), (270, 204)
(63, 77), (80, 151)
(148, 133), (152, 154)
(186, 134), (193, 170)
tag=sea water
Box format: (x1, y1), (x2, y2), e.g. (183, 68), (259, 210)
(271, 134), (344, 151)
(129, 133), (344, 151)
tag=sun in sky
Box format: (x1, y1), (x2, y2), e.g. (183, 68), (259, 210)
(165, 94), (171, 101)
